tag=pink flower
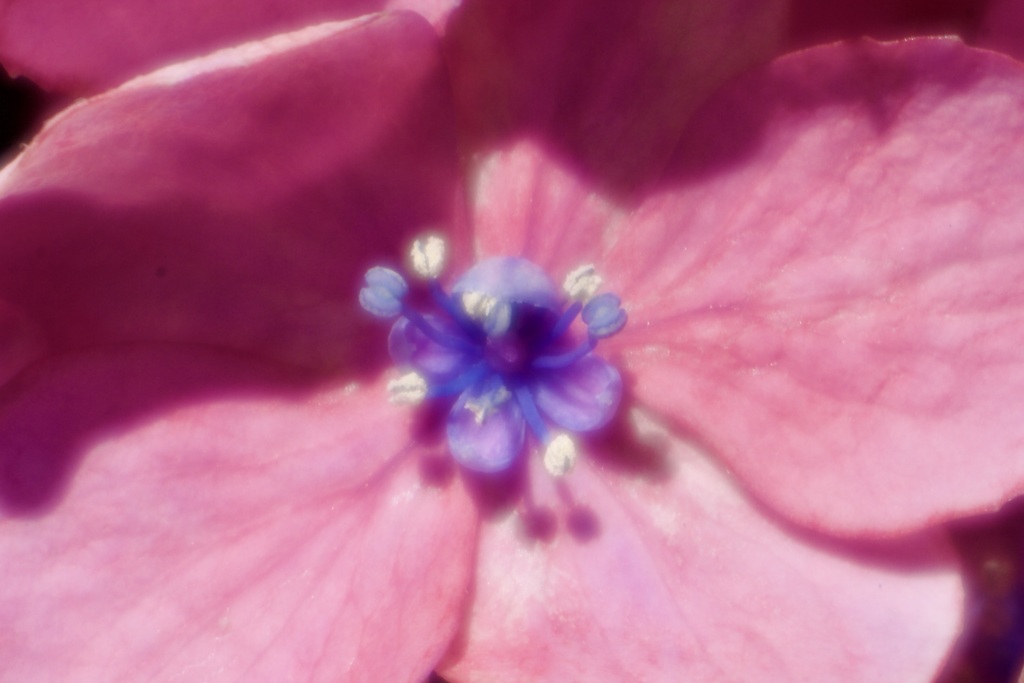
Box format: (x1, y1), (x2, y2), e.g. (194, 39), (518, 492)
(2, 7), (1024, 683)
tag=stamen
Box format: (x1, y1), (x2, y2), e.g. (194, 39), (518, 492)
(563, 264), (602, 302)
(359, 266), (408, 318)
(544, 301), (582, 346)
(388, 371), (427, 405)
(427, 362), (488, 399)
(461, 291), (512, 336)
(461, 290), (498, 320)
(543, 433), (578, 477)
(464, 384), (512, 425)
(410, 235), (447, 279)
(401, 306), (477, 353)
(532, 337), (597, 369)
(513, 384), (551, 444)
(582, 293), (627, 338)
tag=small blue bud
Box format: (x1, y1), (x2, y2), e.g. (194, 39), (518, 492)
(582, 293), (627, 338)
(359, 266), (408, 318)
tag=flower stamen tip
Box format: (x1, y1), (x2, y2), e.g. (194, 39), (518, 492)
(409, 234), (447, 279)
(388, 371), (428, 405)
(543, 434), (578, 477)
(563, 264), (602, 302)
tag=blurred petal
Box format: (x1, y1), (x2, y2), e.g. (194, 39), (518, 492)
(0, 0), (461, 93)
(441, 412), (962, 683)
(0, 345), (477, 681)
(602, 39), (1024, 533)
(0, 13), (461, 378)
(444, 0), (787, 193)
(979, 0), (1024, 62)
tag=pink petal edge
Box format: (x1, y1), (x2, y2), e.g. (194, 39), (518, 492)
(0, 0), (461, 94)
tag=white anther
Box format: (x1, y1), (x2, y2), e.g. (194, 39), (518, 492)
(464, 385), (510, 425)
(410, 235), (447, 279)
(387, 372), (428, 405)
(563, 264), (602, 302)
(543, 434), (578, 477)
(461, 290), (498, 321)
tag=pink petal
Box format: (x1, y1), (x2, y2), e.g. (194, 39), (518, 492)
(979, 0), (1024, 62)
(443, 0), (788, 193)
(469, 140), (618, 273)
(0, 345), (477, 681)
(602, 39), (1024, 533)
(440, 412), (962, 683)
(0, 0), (460, 94)
(0, 13), (461, 378)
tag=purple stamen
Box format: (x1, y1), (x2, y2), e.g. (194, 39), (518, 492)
(401, 306), (477, 353)
(544, 300), (582, 347)
(429, 281), (482, 338)
(427, 362), (489, 399)
(513, 383), (551, 445)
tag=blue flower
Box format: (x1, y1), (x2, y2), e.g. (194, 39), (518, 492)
(360, 238), (625, 476)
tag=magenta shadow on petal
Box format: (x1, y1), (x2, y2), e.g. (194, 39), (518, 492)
(0, 344), (315, 516)
(0, 190), (426, 377)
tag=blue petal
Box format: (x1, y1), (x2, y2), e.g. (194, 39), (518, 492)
(447, 374), (525, 472)
(452, 257), (561, 312)
(388, 316), (475, 381)
(532, 355), (622, 432)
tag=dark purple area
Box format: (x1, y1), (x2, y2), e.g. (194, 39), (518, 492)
(0, 67), (53, 160)
(939, 500), (1024, 683)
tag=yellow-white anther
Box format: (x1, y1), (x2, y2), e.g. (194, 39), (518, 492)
(563, 264), (602, 302)
(387, 372), (428, 405)
(410, 235), (447, 279)
(461, 290), (498, 321)
(543, 433), (578, 477)
(464, 385), (511, 425)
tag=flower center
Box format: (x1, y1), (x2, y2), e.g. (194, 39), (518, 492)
(360, 236), (626, 476)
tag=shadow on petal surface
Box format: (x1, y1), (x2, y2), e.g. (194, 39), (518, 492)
(0, 13), (463, 384)
(443, 0), (788, 196)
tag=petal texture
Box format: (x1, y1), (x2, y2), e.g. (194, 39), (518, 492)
(444, 0), (787, 192)
(0, 345), (477, 682)
(605, 39), (1024, 533)
(0, 13), (460, 379)
(440, 411), (962, 683)
(0, 0), (460, 93)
